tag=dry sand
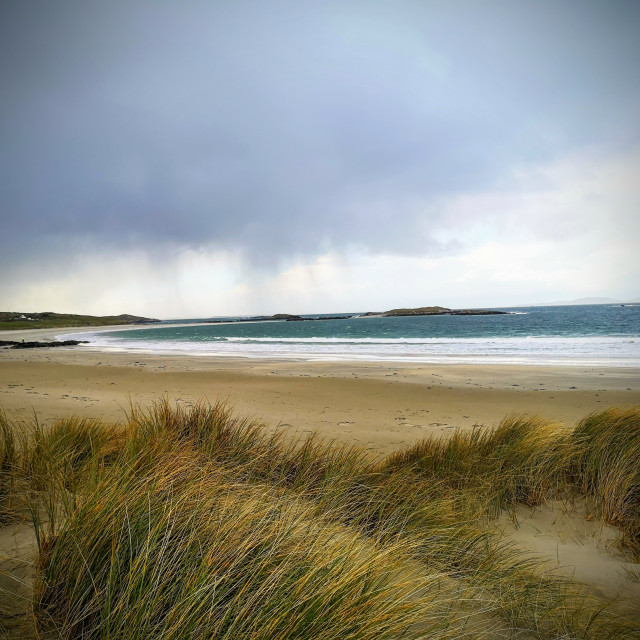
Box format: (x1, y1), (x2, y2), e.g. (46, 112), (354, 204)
(1, 325), (639, 627)
(498, 502), (640, 615)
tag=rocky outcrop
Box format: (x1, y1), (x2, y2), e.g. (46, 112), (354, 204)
(378, 306), (508, 317)
(383, 306), (451, 316)
(0, 340), (89, 349)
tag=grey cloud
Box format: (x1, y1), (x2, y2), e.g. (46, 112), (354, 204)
(1, 0), (639, 271)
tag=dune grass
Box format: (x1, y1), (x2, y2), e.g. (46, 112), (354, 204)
(386, 408), (640, 558)
(24, 416), (120, 494)
(384, 416), (572, 508)
(0, 411), (18, 521)
(35, 451), (448, 640)
(2, 401), (640, 638)
(568, 407), (640, 556)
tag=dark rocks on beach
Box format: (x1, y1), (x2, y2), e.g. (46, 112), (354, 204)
(0, 340), (89, 349)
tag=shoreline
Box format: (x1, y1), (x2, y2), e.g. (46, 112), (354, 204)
(6, 324), (638, 369)
(1, 325), (638, 453)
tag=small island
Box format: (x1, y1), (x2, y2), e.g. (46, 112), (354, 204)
(364, 306), (509, 317)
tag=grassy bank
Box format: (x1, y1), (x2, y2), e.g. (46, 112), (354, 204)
(1, 403), (639, 638)
(0, 312), (159, 331)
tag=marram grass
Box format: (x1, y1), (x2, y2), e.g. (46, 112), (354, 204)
(0, 410), (18, 521)
(568, 407), (640, 555)
(35, 453), (447, 640)
(2, 401), (639, 638)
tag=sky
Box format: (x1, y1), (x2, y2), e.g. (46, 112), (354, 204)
(1, 0), (639, 317)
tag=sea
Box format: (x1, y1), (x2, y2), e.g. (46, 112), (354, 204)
(60, 305), (640, 367)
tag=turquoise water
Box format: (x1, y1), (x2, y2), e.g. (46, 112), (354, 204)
(64, 305), (640, 366)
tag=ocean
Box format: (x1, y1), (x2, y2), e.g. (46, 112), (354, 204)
(60, 305), (640, 366)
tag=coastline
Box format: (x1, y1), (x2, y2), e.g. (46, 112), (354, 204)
(2, 325), (638, 453)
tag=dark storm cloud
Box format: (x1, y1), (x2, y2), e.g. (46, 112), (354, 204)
(1, 0), (639, 268)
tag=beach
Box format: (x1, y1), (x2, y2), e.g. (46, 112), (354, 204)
(2, 325), (640, 633)
(1, 325), (639, 453)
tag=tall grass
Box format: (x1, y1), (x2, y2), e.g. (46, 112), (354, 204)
(386, 408), (640, 558)
(24, 416), (119, 493)
(384, 416), (572, 512)
(110, 401), (640, 637)
(568, 407), (640, 556)
(0, 410), (18, 521)
(34, 448), (452, 640)
(1, 401), (638, 638)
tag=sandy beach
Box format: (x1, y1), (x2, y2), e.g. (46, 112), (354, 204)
(2, 325), (640, 630)
(1, 325), (639, 452)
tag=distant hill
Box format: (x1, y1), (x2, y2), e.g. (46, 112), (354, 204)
(0, 312), (160, 331)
